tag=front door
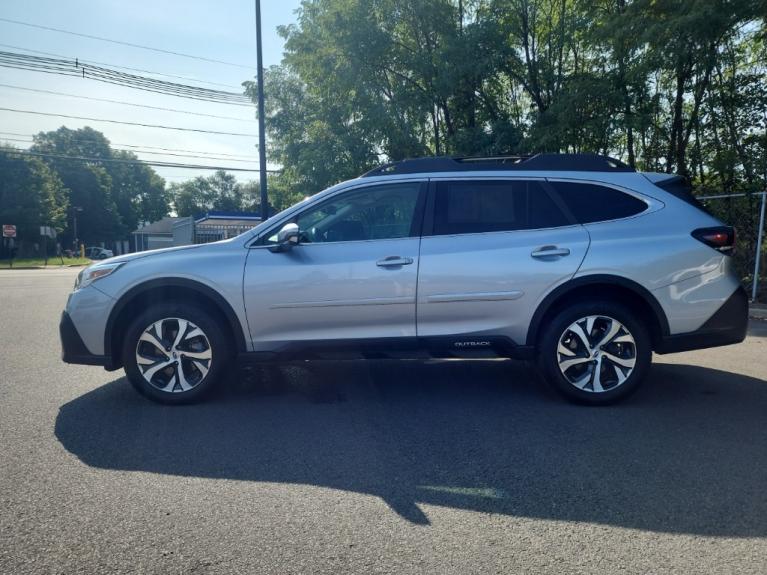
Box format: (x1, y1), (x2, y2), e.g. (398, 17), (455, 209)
(244, 181), (426, 348)
(416, 178), (590, 345)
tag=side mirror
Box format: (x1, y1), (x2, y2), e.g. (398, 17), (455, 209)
(270, 222), (300, 252)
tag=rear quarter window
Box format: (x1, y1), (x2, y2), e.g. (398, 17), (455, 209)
(550, 181), (648, 224)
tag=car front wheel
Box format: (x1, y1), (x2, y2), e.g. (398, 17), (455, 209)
(122, 303), (229, 404)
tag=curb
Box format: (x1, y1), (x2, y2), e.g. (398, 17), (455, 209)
(1, 264), (88, 270)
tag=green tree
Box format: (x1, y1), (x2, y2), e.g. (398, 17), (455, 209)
(30, 126), (170, 245)
(31, 128), (122, 245)
(0, 147), (68, 254)
(243, 0), (765, 289)
(109, 150), (170, 231)
(171, 177), (215, 217)
(171, 171), (250, 217)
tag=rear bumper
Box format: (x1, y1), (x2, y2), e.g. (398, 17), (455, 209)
(655, 286), (749, 354)
(60, 311), (114, 368)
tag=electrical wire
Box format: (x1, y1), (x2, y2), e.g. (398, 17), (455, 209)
(0, 131), (257, 159)
(2, 148), (282, 173)
(0, 137), (258, 163)
(0, 42), (244, 89)
(0, 83), (257, 122)
(0, 107), (255, 137)
(0, 17), (256, 70)
(0, 51), (252, 105)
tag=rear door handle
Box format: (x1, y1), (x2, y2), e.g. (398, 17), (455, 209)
(376, 256), (414, 267)
(531, 246), (571, 258)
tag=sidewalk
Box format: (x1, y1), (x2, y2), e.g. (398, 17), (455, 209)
(751, 303), (767, 321)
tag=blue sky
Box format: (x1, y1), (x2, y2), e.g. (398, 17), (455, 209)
(0, 0), (303, 184)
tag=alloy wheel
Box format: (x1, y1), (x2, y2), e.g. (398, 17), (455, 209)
(135, 317), (213, 393)
(556, 315), (637, 393)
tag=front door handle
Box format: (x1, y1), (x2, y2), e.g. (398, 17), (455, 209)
(376, 256), (414, 267)
(531, 246), (571, 258)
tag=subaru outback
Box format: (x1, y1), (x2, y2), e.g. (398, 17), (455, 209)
(60, 153), (748, 405)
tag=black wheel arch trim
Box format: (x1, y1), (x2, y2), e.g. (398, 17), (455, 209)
(525, 274), (670, 347)
(655, 286), (748, 354)
(104, 277), (248, 363)
(60, 311), (114, 368)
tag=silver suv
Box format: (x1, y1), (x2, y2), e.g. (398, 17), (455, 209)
(60, 154), (748, 405)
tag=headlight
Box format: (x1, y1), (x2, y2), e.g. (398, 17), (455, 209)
(74, 262), (125, 290)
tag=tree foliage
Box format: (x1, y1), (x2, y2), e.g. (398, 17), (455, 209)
(170, 170), (304, 218)
(172, 171), (254, 217)
(0, 147), (68, 244)
(29, 127), (169, 246)
(244, 0), (766, 289)
(244, 0), (765, 194)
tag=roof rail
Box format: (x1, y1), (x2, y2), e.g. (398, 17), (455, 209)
(361, 153), (633, 177)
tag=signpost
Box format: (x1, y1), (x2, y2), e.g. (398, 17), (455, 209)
(38, 226), (59, 266)
(3, 225), (16, 267)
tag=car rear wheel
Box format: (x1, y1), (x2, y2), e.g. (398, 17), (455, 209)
(122, 303), (230, 404)
(536, 300), (651, 404)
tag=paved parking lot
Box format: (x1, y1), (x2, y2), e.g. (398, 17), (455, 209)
(1, 268), (766, 574)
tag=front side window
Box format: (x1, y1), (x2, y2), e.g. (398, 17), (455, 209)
(433, 180), (570, 235)
(266, 182), (423, 244)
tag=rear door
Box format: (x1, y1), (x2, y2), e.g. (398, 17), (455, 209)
(416, 178), (590, 345)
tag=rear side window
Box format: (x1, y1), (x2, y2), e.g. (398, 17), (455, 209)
(550, 181), (647, 224)
(433, 180), (570, 235)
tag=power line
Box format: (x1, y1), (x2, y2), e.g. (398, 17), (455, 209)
(0, 137), (259, 163)
(108, 143), (255, 160)
(0, 51), (252, 105)
(0, 107), (255, 137)
(2, 148), (282, 173)
(0, 17), (256, 71)
(0, 131), (257, 159)
(0, 42), (244, 89)
(0, 53), (250, 104)
(0, 83), (257, 123)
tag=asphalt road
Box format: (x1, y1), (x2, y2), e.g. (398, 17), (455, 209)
(1, 268), (766, 574)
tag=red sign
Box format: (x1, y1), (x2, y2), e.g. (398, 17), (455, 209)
(2, 224), (16, 238)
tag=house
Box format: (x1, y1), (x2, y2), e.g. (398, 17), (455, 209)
(132, 216), (189, 251)
(193, 211), (262, 244)
(131, 212), (262, 252)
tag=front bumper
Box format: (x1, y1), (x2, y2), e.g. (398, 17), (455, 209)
(60, 311), (113, 367)
(655, 286), (749, 354)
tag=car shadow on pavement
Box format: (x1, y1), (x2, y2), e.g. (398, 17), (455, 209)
(56, 359), (767, 534)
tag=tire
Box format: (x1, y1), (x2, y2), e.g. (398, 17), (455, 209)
(122, 302), (231, 404)
(536, 300), (651, 405)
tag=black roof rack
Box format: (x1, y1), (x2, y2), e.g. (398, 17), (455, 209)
(361, 153), (633, 177)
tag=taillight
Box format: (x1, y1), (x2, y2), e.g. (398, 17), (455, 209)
(691, 226), (736, 255)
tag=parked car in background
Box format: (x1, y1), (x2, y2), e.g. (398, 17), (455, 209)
(85, 247), (114, 260)
(60, 153), (748, 405)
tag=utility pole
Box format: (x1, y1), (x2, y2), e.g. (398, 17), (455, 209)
(255, 0), (268, 221)
(72, 206), (83, 255)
